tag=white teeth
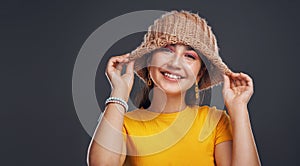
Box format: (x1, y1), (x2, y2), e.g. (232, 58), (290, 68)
(164, 72), (181, 79)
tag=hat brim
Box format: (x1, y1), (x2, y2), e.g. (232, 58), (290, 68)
(129, 43), (232, 91)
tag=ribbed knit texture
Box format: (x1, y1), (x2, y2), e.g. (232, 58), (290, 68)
(129, 10), (232, 90)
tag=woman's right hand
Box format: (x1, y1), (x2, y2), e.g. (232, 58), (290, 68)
(105, 53), (135, 101)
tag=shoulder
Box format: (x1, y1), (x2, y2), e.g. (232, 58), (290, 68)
(125, 108), (144, 117)
(196, 105), (229, 141)
(198, 105), (229, 125)
(191, 105), (226, 118)
(124, 108), (158, 121)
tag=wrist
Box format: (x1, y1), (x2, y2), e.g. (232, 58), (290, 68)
(105, 97), (128, 112)
(111, 89), (129, 102)
(227, 106), (250, 124)
(226, 102), (248, 111)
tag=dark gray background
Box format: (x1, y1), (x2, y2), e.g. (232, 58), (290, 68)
(1, 0), (299, 165)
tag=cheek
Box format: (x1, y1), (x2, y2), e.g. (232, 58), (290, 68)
(194, 65), (201, 76)
(185, 63), (201, 76)
(149, 68), (162, 87)
(150, 51), (176, 66)
(150, 55), (168, 67)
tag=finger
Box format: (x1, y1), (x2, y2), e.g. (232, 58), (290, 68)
(116, 57), (132, 75)
(240, 79), (247, 86)
(107, 56), (128, 75)
(228, 72), (238, 77)
(231, 72), (251, 86)
(116, 53), (130, 61)
(108, 58), (122, 74)
(239, 74), (248, 86)
(111, 54), (130, 63)
(240, 73), (252, 82)
(115, 61), (124, 72)
(125, 60), (135, 75)
(239, 72), (253, 87)
(115, 57), (129, 65)
(227, 73), (237, 87)
(235, 79), (242, 86)
(223, 74), (230, 90)
(230, 72), (243, 80)
(107, 58), (122, 70)
(123, 53), (130, 58)
(115, 53), (130, 58)
(106, 57), (117, 74)
(230, 77), (235, 88)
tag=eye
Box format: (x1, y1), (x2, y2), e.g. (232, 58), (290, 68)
(164, 45), (175, 52)
(185, 53), (196, 60)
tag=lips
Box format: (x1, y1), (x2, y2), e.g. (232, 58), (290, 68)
(160, 70), (185, 81)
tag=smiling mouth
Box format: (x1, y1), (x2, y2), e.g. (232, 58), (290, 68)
(160, 71), (184, 80)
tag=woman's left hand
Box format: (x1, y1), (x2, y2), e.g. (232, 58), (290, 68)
(222, 72), (254, 114)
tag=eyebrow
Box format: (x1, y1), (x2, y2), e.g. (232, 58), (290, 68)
(186, 45), (195, 51)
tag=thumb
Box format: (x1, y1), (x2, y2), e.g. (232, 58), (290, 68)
(223, 74), (230, 90)
(125, 60), (135, 75)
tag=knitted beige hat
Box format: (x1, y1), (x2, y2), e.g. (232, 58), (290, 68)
(128, 10), (232, 90)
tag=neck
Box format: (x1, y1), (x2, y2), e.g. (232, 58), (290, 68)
(147, 87), (187, 113)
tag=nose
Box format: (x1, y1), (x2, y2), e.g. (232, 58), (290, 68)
(167, 53), (182, 69)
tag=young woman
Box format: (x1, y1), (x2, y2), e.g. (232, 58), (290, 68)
(87, 10), (261, 166)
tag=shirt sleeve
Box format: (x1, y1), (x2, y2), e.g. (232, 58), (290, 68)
(215, 111), (233, 145)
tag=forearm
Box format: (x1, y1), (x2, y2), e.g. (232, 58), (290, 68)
(88, 91), (127, 166)
(229, 106), (261, 166)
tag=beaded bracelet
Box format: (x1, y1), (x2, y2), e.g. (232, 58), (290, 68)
(105, 97), (128, 112)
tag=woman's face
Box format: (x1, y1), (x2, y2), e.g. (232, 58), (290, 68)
(149, 44), (202, 96)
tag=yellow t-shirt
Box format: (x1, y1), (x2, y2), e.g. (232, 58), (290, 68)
(122, 105), (232, 166)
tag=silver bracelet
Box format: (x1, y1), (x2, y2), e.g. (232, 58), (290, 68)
(105, 97), (128, 112)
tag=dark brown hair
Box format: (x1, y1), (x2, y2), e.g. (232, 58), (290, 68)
(132, 47), (211, 109)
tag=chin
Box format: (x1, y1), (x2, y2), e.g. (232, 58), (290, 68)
(155, 83), (188, 96)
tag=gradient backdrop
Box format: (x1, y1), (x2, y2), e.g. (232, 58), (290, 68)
(1, 0), (299, 165)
